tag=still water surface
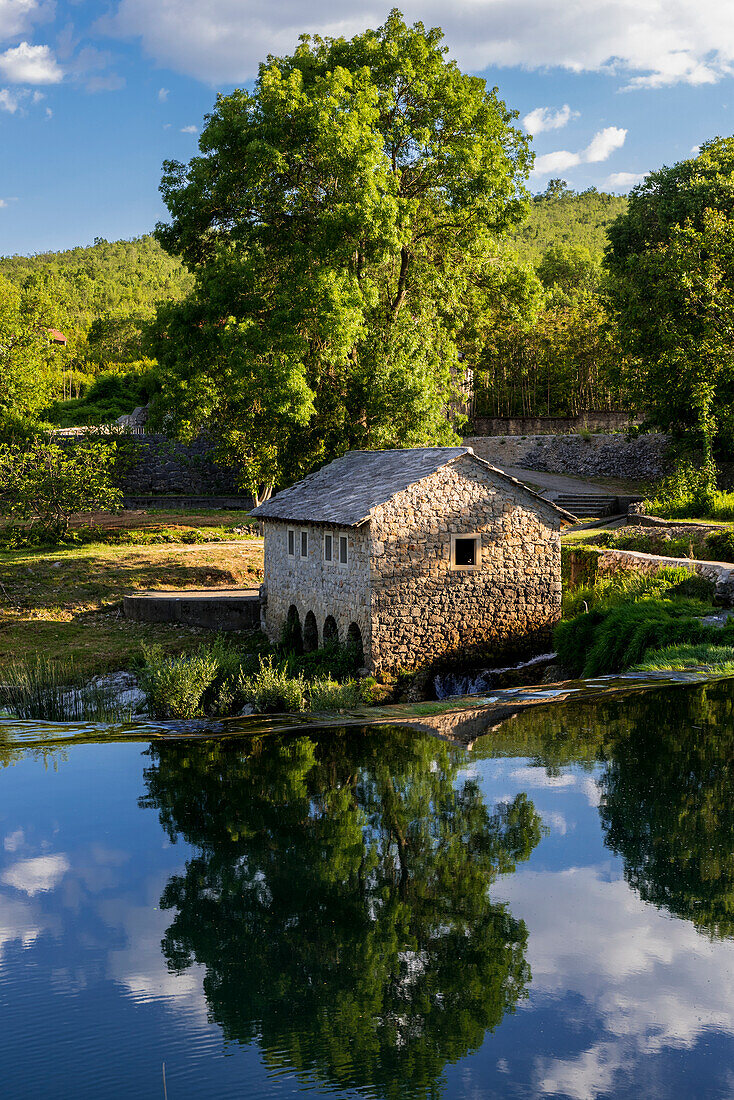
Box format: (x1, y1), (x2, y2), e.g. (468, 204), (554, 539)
(1, 683), (734, 1099)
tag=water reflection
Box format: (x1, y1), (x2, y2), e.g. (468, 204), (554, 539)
(477, 681), (734, 939)
(141, 728), (543, 1098)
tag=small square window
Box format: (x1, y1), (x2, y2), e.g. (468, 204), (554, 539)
(451, 534), (480, 569)
(324, 533), (333, 562)
(300, 530), (309, 558)
(339, 535), (349, 565)
(287, 529), (295, 557)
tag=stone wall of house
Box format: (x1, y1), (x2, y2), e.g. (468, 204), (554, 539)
(260, 520), (372, 652)
(368, 456), (562, 675)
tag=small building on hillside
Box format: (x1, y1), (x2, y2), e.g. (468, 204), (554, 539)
(251, 447), (573, 676)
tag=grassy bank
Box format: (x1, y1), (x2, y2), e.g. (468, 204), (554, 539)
(0, 520), (264, 677)
(555, 565), (734, 677)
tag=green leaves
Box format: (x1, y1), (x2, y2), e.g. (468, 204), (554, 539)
(0, 438), (123, 541)
(605, 140), (734, 461)
(152, 11), (531, 491)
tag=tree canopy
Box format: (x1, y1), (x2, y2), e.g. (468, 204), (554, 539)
(151, 10), (532, 497)
(605, 138), (734, 466)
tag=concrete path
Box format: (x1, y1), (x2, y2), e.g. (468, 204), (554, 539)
(496, 465), (621, 497)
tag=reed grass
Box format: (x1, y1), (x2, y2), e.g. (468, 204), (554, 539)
(0, 656), (131, 721)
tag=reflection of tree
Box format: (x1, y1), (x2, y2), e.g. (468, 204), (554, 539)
(598, 685), (734, 939)
(141, 728), (542, 1098)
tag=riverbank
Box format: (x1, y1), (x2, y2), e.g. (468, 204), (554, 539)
(1, 667), (727, 756)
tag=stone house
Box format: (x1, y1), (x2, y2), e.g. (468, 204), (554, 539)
(250, 447), (573, 675)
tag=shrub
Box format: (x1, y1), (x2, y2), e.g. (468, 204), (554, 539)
(238, 656), (308, 713)
(562, 565), (698, 618)
(295, 640), (362, 681)
(0, 438), (123, 542)
(556, 598), (714, 677)
(308, 676), (364, 711)
(704, 528), (734, 563)
(139, 644), (219, 718)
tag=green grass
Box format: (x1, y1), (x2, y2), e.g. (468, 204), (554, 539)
(634, 643), (734, 674)
(556, 565), (721, 677)
(0, 537), (264, 678)
(0, 655), (137, 721)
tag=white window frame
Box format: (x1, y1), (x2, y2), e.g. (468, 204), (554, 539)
(323, 532), (333, 563)
(287, 528), (296, 558)
(300, 528), (309, 559)
(450, 532), (481, 571)
(338, 534), (349, 567)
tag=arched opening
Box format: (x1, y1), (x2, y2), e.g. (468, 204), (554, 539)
(282, 604), (303, 655)
(303, 610), (318, 653)
(323, 616), (338, 646)
(346, 622), (364, 667)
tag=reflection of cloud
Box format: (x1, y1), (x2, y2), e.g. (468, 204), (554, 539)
(496, 866), (734, 1098)
(0, 896), (43, 956)
(2, 854), (70, 895)
(508, 767), (600, 806)
(101, 875), (211, 1026)
(542, 811), (571, 836)
(4, 829), (25, 853)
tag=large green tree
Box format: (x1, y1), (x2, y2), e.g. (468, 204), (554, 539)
(605, 138), (734, 468)
(141, 728), (542, 1097)
(150, 10), (531, 499)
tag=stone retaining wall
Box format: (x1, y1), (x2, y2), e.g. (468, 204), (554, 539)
(466, 432), (668, 480)
(566, 545), (734, 604)
(59, 431), (247, 500)
(471, 412), (640, 436)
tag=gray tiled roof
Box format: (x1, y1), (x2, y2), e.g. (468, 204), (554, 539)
(250, 447), (574, 526)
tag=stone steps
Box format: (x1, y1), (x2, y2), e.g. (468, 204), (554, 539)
(554, 493), (619, 518)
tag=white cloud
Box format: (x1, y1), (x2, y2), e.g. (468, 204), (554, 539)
(523, 104), (579, 134)
(0, 85), (17, 110)
(180, 123), (197, 133)
(109, 0), (734, 89)
(3, 829), (25, 851)
(691, 143), (701, 154)
(0, 41), (62, 84)
(86, 72), (125, 92)
(2, 854), (70, 895)
(158, 85), (168, 101)
(606, 170), (645, 190)
(0, 0), (51, 42)
(532, 125), (627, 176)
(0, 199), (8, 208)
(584, 125), (627, 162)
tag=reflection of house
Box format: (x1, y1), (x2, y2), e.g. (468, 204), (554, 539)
(251, 447), (573, 675)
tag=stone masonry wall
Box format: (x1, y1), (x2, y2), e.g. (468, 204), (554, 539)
(261, 520), (372, 652)
(368, 456), (562, 675)
(466, 432), (669, 480)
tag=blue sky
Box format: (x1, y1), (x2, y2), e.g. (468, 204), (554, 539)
(1, 0), (732, 256)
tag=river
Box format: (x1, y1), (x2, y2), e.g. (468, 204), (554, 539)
(0, 680), (733, 1098)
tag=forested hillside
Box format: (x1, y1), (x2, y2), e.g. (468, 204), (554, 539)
(0, 186), (630, 430)
(0, 235), (191, 332)
(513, 181), (628, 262)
